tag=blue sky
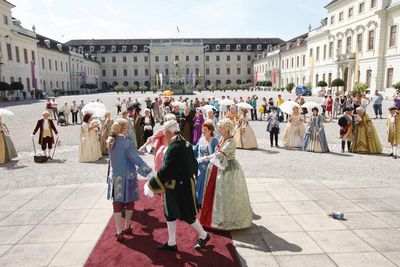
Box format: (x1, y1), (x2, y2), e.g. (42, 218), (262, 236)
(10, 0), (327, 42)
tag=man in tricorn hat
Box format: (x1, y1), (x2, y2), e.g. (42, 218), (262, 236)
(32, 111), (59, 159)
(387, 106), (400, 159)
(338, 107), (354, 153)
(144, 120), (210, 251)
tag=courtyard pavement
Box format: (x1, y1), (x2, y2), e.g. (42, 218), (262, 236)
(0, 90), (399, 266)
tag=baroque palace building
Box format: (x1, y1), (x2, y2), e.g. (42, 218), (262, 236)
(254, 0), (400, 94)
(65, 38), (282, 90)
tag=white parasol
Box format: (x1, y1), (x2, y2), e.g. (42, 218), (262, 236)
(219, 99), (234, 106)
(236, 102), (254, 110)
(0, 108), (15, 117)
(81, 102), (107, 118)
(301, 101), (321, 111)
(171, 101), (187, 109)
(279, 101), (301, 115)
(200, 105), (217, 112)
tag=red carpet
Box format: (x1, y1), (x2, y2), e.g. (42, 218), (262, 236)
(85, 181), (240, 267)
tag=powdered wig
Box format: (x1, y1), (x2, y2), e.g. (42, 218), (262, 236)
(164, 113), (176, 122)
(217, 118), (235, 137)
(107, 118), (128, 150)
(356, 107), (365, 113)
(162, 120), (180, 134)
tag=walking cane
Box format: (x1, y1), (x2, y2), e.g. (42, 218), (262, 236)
(52, 136), (59, 159)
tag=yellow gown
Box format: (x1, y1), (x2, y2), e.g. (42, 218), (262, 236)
(352, 114), (382, 154)
(387, 114), (400, 146)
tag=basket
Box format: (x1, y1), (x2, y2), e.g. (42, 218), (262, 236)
(34, 155), (48, 163)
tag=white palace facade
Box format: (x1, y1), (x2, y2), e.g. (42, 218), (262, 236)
(254, 0), (400, 94)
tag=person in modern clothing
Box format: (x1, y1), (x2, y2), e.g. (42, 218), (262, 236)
(387, 106), (400, 159)
(352, 107), (382, 154)
(338, 108), (354, 153)
(78, 100), (85, 124)
(333, 97), (340, 119)
(282, 106), (306, 148)
(200, 118), (252, 231)
(79, 112), (102, 162)
(193, 120), (218, 208)
(70, 101), (79, 124)
(394, 92), (400, 109)
(106, 118), (153, 242)
(32, 111), (59, 159)
(266, 106), (280, 147)
(144, 120), (210, 251)
(115, 98), (122, 115)
(59, 102), (71, 125)
(301, 107), (329, 153)
(371, 90), (384, 119)
(250, 96), (258, 120)
(234, 108), (258, 149)
(51, 99), (58, 120)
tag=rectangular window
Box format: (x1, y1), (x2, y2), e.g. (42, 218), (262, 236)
(42, 57), (45, 69)
(282, 60), (285, 70)
(101, 46), (105, 52)
(134, 69), (138, 76)
(371, 0), (376, 8)
(387, 68), (394, 88)
(185, 55), (189, 61)
(6, 44), (12, 61)
(357, 33), (363, 51)
(247, 67), (251, 75)
(339, 12), (344, 22)
(23, 48), (28, 64)
(112, 57), (116, 63)
(247, 55), (252, 61)
(216, 68), (220, 75)
(165, 56), (168, 62)
(236, 44), (241, 50)
(123, 56), (127, 63)
(237, 55), (241, 61)
(216, 45), (220, 51)
(348, 7), (354, 18)
(113, 69), (117, 76)
(328, 73), (332, 87)
(165, 69), (169, 76)
(49, 59), (52, 70)
(3, 15), (8, 25)
(122, 46), (126, 52)
(359, 2), (365, 13)
(227, 68), (231, 75)
(31, 51), (35, 62)
(155, 56), (159, 62)
(337, 39), (343, 54)
(323, 45), (327, 60)
(226, 55), (230, 61)
(145, 69), (149, 76)
(144, 56), (148, 62)
(316, 47), (320, 61)
(331, 16), (335, 24)
(346, 36), (352, 53)
(237, 67), (241, 75)
(66, 63), (68, 73)
(26, 78), (31, 90)
(205, 55), (209, 62)
(133, 46), (137, 52)
(309, 48), (313, 58)
(206, 68), (210, 75)
(226, 44), (230, 50)
(195, 55), (199, 61)
(55, 60), (58, 71)
(101, 57), (105, 63)
(303, 55), (306, 66)
(90, 46), (94, 52)
(61, 62), (63, 72)
(291, 58), (294, 68)
(368, 30), (375, 50)
(133, 56), (137, 62)
(216, 55), (220, 61)
(111, 46), (116, 52)
(389, 25), (397, 47)
(297, 56), (300, 67)
(123, 69), (127, 76)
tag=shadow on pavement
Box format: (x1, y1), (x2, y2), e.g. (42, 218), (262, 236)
(256, 148), (280, 154)
(0, 160), (27, 170)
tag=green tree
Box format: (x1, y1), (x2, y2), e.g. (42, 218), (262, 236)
(286, 82), (295, 93)
(393, 82), (400, 94)
(332, 78), (345, 94)
(10, 82), (24, 99)
(317, 81), (328, 87)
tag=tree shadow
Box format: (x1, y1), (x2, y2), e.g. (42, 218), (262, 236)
(256, 148), (280, 154)
(329, 152), (354, 157)
(46, 159), (67, 164)
(0, 160), (27, 170)
(84, 158), (109, 164)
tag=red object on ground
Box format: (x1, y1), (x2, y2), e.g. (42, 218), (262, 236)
(85, 180), (240, 267)
(200, 165), (218, 228)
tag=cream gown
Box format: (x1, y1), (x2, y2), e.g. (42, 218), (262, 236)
(282, 114), (306, 148)
(79, 122), (102, 162)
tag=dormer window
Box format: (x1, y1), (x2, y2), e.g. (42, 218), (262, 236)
(133, 45), (137, 52)
(226, 44), (230, 51)
(89, 46), (94, 52)
(44, 39), (50, 48)
(122, 46), (127, 52)
(79, 46), (84, 52)
(204, 45), (209, 51)
(216, 45), (220, 51)
(111, 46), (116, 52)
(257, 44), (262, 50)
(237, 44), (241, 50)
(57, 44), (63, 51)
(100, 46), (105, 52)
(144, 46), (149, 52)
(247, 45), (251, 51)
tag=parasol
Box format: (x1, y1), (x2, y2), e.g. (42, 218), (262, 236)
(161, 90), (174, 96)
(81, 102), (107, 118)
(219, 99), (234, 106)
(236, 102), (254, 110)
(279, 101), (301, 115)
(0, 108), (15, 117)
(301, 101), (321, 111)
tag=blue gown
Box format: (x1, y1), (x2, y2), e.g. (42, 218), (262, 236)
(301, 115), (329, 153)
(193, 137), (218, 206)
(107, 136), (152, 203)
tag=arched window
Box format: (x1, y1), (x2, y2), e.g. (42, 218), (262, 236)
(215, 80), (221, 85)
(123, 81), (129, 86)
(236, 79), (242, 85)
(226, 79), (231, 84)
(205, 80), (211, 86)
(134, 81), (140, 87)
(112, 81), (118, 87)
(102, 81), (108, 90)
(144, 81), (150, 88)
(246, 79), (252, 84)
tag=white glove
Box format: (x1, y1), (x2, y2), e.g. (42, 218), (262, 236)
(138, 144), (147, 154)
(144, 182), (154, 198)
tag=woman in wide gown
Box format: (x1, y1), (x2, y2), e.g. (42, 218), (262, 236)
(282, 106), (306, 148)
(100, 112), (113, 155)
(180, 107), (194, 144)
(0, 116), (17, 164)
(233, 108), (257, 149)
(352, 107), (382, 154)
(301, 107), (329, 153)
(79, 112), (102, 162)
(200, 118), (252, 231)
(193, 120), (218, 208)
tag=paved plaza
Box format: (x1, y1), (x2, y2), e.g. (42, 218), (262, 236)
(1, 91), (400, 266)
